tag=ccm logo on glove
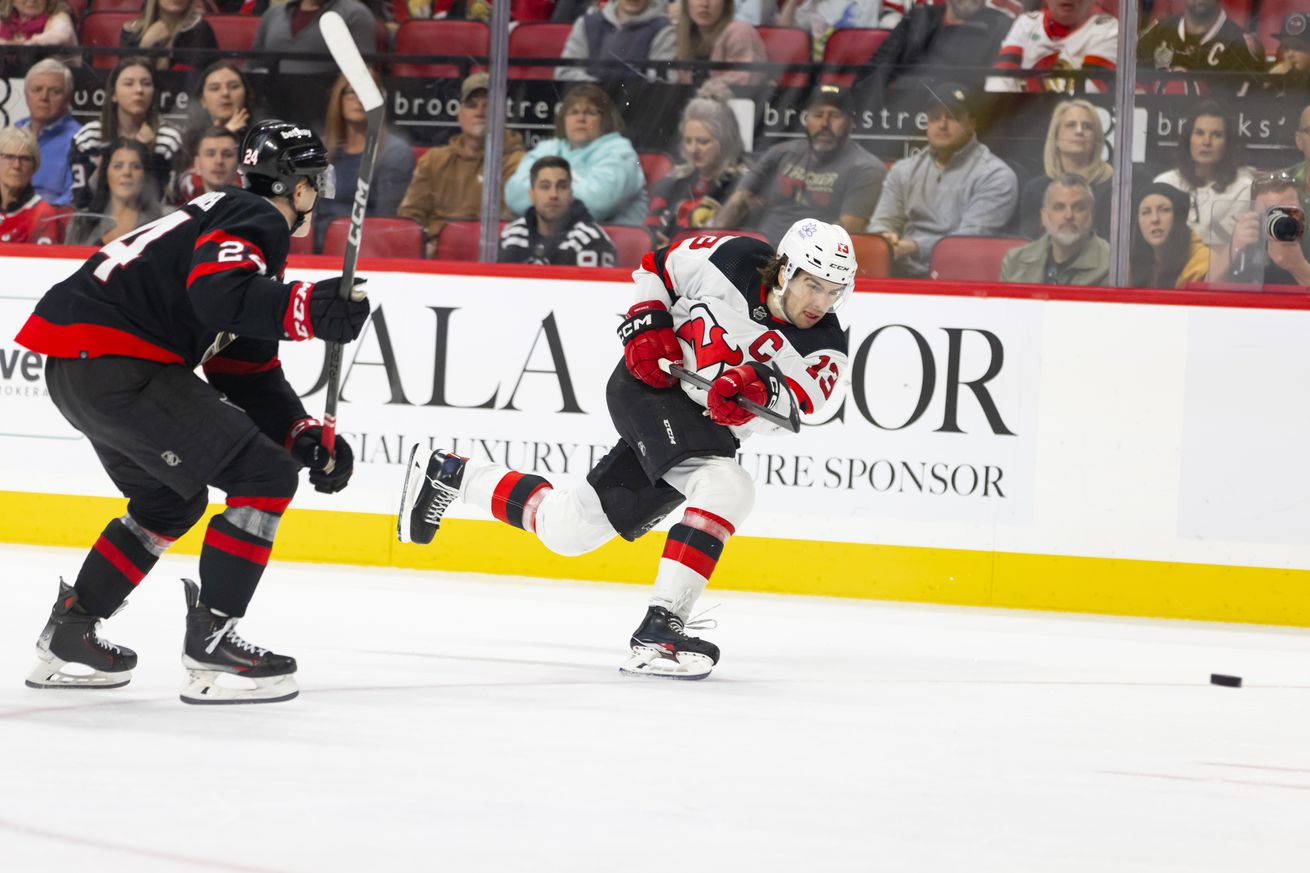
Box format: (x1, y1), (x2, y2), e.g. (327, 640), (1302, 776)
(283, 277), (371, 343)
(618, 300), (682, 389)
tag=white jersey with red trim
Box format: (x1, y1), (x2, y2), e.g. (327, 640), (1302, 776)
(986, 9), (1118, 93)
(633, 233), (849, 437)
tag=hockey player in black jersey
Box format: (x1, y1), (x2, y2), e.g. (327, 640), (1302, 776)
(16, 119), (371, 704)
(399, 219), (856, 679)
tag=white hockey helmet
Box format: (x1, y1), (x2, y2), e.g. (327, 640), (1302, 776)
(775, 218), (858, 311)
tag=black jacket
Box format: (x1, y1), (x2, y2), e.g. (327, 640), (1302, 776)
(868, 4), (1012, 93)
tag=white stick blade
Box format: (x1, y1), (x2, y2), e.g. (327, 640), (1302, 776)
(320, 11), (384, 112)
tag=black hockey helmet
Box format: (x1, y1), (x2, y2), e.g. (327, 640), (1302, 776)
(239, 119), (334, 199)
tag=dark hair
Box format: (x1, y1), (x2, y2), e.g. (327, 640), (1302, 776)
(195, 60), (254, 108)
(197, 125), (240, 147)
(553, 83), (623, 139)
(758, 253), (787, 290)
(530, 155), (571, 183)
(69, 138), (161, 244)
(100, 57), (160, 141)
(1130, 182), (1193, 288)
(1175, 100), (1241, 191)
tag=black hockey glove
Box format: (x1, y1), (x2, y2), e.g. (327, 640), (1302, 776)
(286, 418), (355, 494)
(283, 278), (370, 343)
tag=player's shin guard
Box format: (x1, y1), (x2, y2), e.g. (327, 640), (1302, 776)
(198, 497), (288, 618)
(72, 515), (177, 618)
(622, 508), (733, 680)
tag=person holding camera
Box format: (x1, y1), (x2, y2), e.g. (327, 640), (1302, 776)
(1226, 172), (1310, 288)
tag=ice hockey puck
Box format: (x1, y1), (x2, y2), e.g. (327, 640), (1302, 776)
(1210, 674), (1242, 688)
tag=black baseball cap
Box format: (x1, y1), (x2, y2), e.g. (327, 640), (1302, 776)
(806, 84), (854, 116)
(1275, 13), (1308, 42)
(925, 81), (978, 117)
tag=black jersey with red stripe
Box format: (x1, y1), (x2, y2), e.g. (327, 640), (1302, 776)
(17, 187), (297, 368)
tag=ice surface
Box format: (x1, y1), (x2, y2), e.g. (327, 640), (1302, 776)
(2, 543), (1309, 872)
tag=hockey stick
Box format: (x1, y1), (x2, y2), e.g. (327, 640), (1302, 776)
(659, 360), (802, 433)
(319, 11), (385, 459)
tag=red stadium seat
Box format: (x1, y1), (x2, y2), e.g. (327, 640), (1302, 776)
(208, 15), (260, 55)
(323, 217), (425, 260)
(89, 0), (141, 12)
(288, 230), (315, 256)
(393, 20), (488, 78)
(81, 12), (135, 69)
(819, 28), (890, 86)
(757, 26), (811, 88)
(637, 151), (675, 187)
(603, 225), (654, 268)
(508, 22), (571, 80)
(434, 220), (501, 261)
(511, 0), (554, 21)
(411, 145), (431, 165)
(929, 235), (1029, 282)
(849, 233), (891, 279)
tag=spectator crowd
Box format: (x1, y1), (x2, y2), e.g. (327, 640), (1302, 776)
(0, 0), (1307, 290)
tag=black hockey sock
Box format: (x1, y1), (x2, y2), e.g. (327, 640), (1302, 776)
(199, 509), (281, 618)
(73, 517), (174, 618)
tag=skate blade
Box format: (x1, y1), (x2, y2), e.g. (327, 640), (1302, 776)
(179, 669), (299, 705)
(396, 443), (431, 545)
(619, 647), (713, 681)
(25, 655), (131, 690)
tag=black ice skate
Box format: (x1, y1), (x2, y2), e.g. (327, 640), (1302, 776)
(620, 606), (720, 680)
(397, 445), (467, 545)
(180, 578), (298, 705)
(26, 580), (136, 689)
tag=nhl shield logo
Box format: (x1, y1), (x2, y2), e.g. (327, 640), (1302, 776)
(1154, 44), (1174, 69)
(161, 450), (182, 467)
(753, 305), (768, 321)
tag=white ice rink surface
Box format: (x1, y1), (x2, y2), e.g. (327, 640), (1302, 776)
(2, 544), (1310, 872)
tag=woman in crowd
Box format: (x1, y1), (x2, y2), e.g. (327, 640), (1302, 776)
(506, 83), (647, 226)
(68, 138), (165, 246)
(1130, 182), (1209, 290)
(645, 81), (749, 246)
(120, 0), (218, 74)
(676, 0), (767, 86)
(69, 57), (184, 209)
(0, 0), (76, 74)
(0, 126), (66, 243)
(314, 69), (415, 251)
(176, 61), (258, 198)
(1152, 100), (1253, 250)
(1018, 99), (1114, 239)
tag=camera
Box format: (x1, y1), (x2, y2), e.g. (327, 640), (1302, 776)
(1266, 205), (1306, 243)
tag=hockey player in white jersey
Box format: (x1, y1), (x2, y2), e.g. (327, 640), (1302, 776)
(398, 219), (855, 679)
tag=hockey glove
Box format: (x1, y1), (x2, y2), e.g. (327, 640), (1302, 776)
(617, 300), (682, 389)
(286, 418), (355, 494)
(284, 277), (370, 343)
(707, 361), (777, 427)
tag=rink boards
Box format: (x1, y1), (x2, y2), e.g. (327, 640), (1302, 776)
(2, 248), (1309, 627)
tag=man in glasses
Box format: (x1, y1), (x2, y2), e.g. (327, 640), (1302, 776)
(14, 120), (370, 704)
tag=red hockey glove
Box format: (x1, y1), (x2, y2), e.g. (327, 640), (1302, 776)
(707, 361), (777, 427)
(617, 300), (682, 389)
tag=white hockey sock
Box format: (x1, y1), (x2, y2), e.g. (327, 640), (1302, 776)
(649, 507), (735, 622)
